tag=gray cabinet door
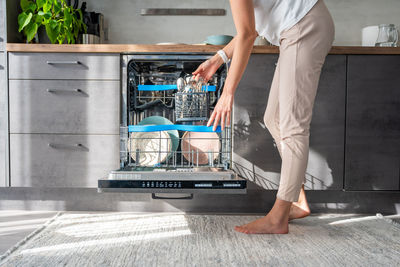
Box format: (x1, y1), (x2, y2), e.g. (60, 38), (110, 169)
(8, 53), (120, 80)
(10, 134), (120, 187)
(0, 52), (5, 186)
(9, 80), (120, 134)
(233, 54), (346, 191)
(345, 55), (400, 190)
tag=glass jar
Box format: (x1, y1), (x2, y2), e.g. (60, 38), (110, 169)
(375, 24), (398, 47)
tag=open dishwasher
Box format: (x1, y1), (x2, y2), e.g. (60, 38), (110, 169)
(98, 53), (246, 198)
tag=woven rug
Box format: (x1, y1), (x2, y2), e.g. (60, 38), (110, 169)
(1, 212), (399, 267)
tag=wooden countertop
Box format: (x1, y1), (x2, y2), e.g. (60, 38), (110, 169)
(6, 43), (400, 54)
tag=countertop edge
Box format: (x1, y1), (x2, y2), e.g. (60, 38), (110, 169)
(6, 43), (400, 54)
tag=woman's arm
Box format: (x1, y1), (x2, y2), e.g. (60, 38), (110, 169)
(192, 36), (237, 82)
(207, 0), (258, 131)
(222, 35), (236, 60)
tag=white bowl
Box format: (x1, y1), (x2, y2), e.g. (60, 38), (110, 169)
(128, 131), (172, 166)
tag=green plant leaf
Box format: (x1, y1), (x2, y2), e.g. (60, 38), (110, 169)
(33, 14), (43, 24)
(45, 20), (60, 44)
(36, 0), (46, 9)
(64, 8), (72, 27)
(20, 0), (30, 12)
(24, 22), (39, 42)
(38, 11), (52, 20)
(66, 30), (72, 44)
(43, 1), (51, 13)
(18, 12), (33, 32)
(21, 0), (37, 13)
(53, 0), (61, 14)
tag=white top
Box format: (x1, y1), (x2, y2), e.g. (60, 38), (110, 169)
(253, 0), (319, 46)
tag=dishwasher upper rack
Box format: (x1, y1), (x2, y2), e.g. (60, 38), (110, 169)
(127, 60), (225, 113)
(119, 124), (232, 170)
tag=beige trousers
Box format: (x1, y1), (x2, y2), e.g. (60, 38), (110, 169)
(263, 0), (335, 202)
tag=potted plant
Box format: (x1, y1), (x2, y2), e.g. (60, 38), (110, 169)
(17, 0), (87, 44)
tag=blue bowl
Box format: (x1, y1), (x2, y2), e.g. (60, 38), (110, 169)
(204, 35), (234, 45)
(138, 116), (180, 153)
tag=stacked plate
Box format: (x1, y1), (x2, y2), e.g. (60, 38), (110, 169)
(128, 116), (222, 167)
(128, 116), (179, 166)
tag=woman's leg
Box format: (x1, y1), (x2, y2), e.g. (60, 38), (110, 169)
(263, 58), (307, 190)
(263, 57), (311, 221)
(235, 0), (334, 234)
(276, 0), (334, 203)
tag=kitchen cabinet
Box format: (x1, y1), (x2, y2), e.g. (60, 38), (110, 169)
(9, 80), (120, 134)
(10, 134), (119, 187)
(233, 54), (346, 191)
(0, 52), (5, 186)
(345, 55), (400, 190)
(8, 52), (121, 188)
(8, 52), (120, 80)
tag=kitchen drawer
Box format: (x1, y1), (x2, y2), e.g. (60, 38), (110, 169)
(9, 52), (120, 80)
(10, 134), (119, 187)
(9, 80), (120, 134)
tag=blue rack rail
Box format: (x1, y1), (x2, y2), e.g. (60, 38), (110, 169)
(138, 84), (216, 92)
(128, 124), (222, 133)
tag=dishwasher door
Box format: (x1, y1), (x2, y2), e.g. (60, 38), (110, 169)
(98, 168), (246, 194)
(98, 125), (247, 194)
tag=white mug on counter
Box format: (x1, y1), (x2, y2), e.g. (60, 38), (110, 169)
(362, 25), (380, 46)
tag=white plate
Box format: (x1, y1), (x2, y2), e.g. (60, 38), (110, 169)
(128, 131), (172, 166)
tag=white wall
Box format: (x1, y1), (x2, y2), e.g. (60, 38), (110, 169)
(325, 0), (400, 46)
(84, 0), (400, 46)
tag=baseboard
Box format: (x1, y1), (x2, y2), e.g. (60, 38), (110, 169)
(0, 187), (399, 214)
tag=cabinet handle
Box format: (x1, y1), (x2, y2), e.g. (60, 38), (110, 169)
(46, 60), (81, 65)
(47, 88), (83, 93)
(48, 143), (84, 149)
(151, 193), (194, 200)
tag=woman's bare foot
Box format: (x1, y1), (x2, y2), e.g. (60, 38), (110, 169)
(234, 198), (291, 234)
(289, 184), (310, 221)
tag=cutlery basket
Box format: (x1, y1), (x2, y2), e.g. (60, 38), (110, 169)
(175, 91), (209, 121)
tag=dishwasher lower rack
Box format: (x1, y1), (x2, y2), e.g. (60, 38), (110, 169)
(120, 124), (231, 169)
(98, 124), (247, 194)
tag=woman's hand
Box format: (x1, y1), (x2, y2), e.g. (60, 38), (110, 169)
(192, 54), (224, 83)
(207, 92), (234, 131)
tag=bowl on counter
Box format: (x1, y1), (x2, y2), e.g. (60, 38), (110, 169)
(204, 35), (234, 45)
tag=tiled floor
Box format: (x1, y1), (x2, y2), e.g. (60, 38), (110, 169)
(0, 210), (59, 255)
